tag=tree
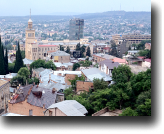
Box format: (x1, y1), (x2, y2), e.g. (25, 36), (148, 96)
(80, 45), (86, 58)
(136, 99), (151, 116)
(86, 46), (91, 57)
(128, 45), (131, 50)
(14, 42), (24, 73)
(93, 78), (108, 91)
(20, 51), (25, 59)
(69, 75), (85, 90)
(109, 40), (118, 57)
(60, 45), (64, 51)
(18, 67), (30, 79)
(65, 46), (70, 54)
(119, 107), (138, 116)
(112, 64), (132, 84)
(138, 49), (151, 58)
(45, 60), (57, 70)
(72, 63), (80, 71)
(132, 44), (137, 50)
(76, 43), (81, 51)
(0, 37), (5, 75)
(4, 48), (9, 74)
(10, 75), (26, 86)
(137, 40), (151, 50)
(8, 63), (15, 73)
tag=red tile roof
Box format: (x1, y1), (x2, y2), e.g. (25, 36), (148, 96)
(145, 59), (151, 63)
(112, 58), (128, 64)
(38, 45), (57, 47)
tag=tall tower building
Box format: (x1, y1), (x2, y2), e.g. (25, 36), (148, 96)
(25, 9), (38, 60)
(69, 18), (84, 40)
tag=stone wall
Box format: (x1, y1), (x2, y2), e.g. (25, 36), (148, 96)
(65, 74), (77, 85)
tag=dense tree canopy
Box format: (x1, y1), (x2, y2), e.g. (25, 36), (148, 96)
(109, 40), (118, 57)
(72, 63), (80, 71)
(65, 46), (70, 54)
(136, 40), (151, 50)
(86, 46), (91, 57)
(18, 67), (30, 79)
(0, 37), (5, 75)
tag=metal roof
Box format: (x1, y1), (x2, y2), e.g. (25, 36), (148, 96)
(39, 69), (53, 77)
(50, 51), (70, 56)
(47, 100), (88, 116)
(54, 62), (73, 68)
(23, 58), (34, 65)
(53, 71), (81, 76)
(81, 68), (112, 81)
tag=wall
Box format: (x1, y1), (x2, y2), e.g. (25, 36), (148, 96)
(0, 82), (10, 112)
(8, 99), (46, 116)
(45, 108), (67, 116)
(76, 81), (93, 92)
(65, 74), (77, 85)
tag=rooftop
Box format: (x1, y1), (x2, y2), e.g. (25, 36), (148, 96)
(0, 79), (9, 88)
(81, 68), (112, 81)
(99, 59), (120, 69)
(93, 53), (116, 60)
(47, 100), (88, 116)
(23, 58), (34, 65)
(50, 51), (70, 56)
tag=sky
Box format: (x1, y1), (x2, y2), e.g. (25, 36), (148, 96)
(0, 0), (151, 16)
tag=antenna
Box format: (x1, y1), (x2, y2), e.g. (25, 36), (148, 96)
(30, 8), (31, 19)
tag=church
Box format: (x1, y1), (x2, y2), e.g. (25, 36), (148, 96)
(25, 10), (93, 61)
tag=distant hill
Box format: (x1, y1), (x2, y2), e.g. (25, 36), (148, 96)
(0, 11), (151, 22)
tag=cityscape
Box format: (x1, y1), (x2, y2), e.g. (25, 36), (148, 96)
(0, 1), (151, 117)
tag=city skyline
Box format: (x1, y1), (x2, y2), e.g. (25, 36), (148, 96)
(0, 0), (151, 16)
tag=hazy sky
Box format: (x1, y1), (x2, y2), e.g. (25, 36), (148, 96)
(0, 0), (151, 16)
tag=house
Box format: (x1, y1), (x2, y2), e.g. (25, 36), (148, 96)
(99, 59), (120, 76)
(8, 84), (64, 116)
(44, 100), (88, 116)
(127, 50), (139, 55)
(145, 43), (151, 50)
(112, 58), (128, 65)
(142, 59), (151, 68)
(32, 67), (45, 78)
(0, 73), (17, 82)
(54, 62), (73, 71)
(92, 107), (122, 116)
(92, 53), (117, 63)
(81, 68), (112, 83)
(0, 79), (10, 114)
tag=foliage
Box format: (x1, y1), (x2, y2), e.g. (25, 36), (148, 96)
(136, 99), (151, 116)
(119, 107), (138, 116)
(59, 45), (64, 51)
(94, 63), (99, 68)
(8, 63), (15, 73)
(65, 46), (70, 54)
(69, 75), (85, 90)
(4, 48), (9, 74)
(128, 45), (131, 50)
(132, 44), (137, 50)
(112, 64), (132, 83)
(44, 60), (57, 70)
(109, 40), (118, 57)
(76, 43), (81, 51)
(138, 49), (151, 58)
(10, 75), (26, 86)
(93, 78), (108, 91)
(72, 63), (80, 71)
(81, 60), (92, 67)
(14, 42), (24, 73)
(0, 37), (5, 75)
(20, 51), (25, 59)
(27, 77), (40, 85)
(80, 45), (86, 58)
(18, 67), (30, 79)
(86, 46), (91, 57)
(136, 40), (151, 50)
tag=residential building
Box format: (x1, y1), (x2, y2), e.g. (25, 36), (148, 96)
(69, 18), (84, 40)
(145, 43), (151, 50)
(112, 33), (151, 45)
(54, 62), (73, 71)
(8, 84), (64, 116)
(44, 100), (88, 116)
(99, 59), (119, 76)
(112, 58), (128, 65)
(127, 50), (140, 55)
(92, 53), (117, 63)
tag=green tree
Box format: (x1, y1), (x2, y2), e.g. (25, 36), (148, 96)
(80, 45), (86, 58)
(69, 75), (85, 89)
(132, 44), (137, 50)
(138, 49), (151, 58)
(72, 63), (80, 71)
(76, 43), (81, 51)
(20, 51), (25, 59)
(0, 37), (5, 75)
(8, 63), (15, 73)
(45, 60), (57, 70)
(10, 75), (26, 86)
(137, 40), (151, 50)
(128, 45), (131, 50)
(65, 46), (70, 54)
(18, 67), (30, 79)
(93, 78), (108, 91)
(86, 46), (91, 57)
(136, 99), (151, 116)
(14, 42), (24, 73)
(4, 48), (9, 74)
(60, 45), (64, 51)
(112, 64), (132, 84)
(109, 40), (118, 57)
(119, 107), (138, 116)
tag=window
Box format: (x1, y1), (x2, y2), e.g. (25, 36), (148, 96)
(29, 110), (33, 116)
(49, 110), (52, 116)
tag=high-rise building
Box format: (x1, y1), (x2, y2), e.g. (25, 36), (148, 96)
(69, 18), (84, 40)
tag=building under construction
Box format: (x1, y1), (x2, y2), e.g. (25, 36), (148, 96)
(69, 18), (84, 40)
